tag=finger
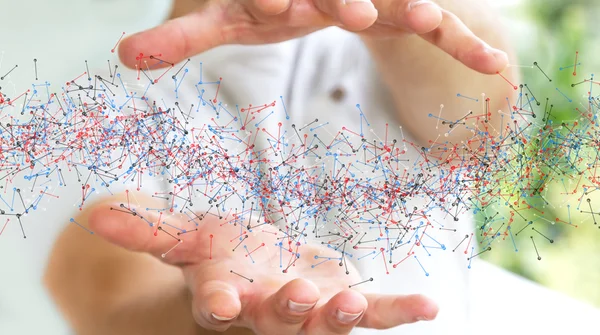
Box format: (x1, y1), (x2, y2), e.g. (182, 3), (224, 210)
(303, 289), (367, 335)
(312, 0), (378, 32)
(89, 202), (195, 264)
(357, 294), (438, 329)
(191, 280), (242, 332)
(419, 8), (508, 74)
(371, 0), (442, 34)
(254, 278), (320, 334)
(118, 2), (233, 69)
(251, 0), (291, 15)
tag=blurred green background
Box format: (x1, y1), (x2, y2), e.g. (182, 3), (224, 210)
(482, 0), (600, 307)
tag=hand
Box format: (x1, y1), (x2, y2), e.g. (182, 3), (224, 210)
(118, 0), (507, 75)
(89, 199), (438, 334)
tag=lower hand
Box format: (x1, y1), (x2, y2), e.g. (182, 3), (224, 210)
(89, 197), (438, 334)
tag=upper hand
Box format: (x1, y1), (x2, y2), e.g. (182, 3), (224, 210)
(89, 198), (438, 334)
(118, 0), (507, 75)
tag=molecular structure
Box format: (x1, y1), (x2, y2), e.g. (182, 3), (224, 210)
(0, 49), (597, 286)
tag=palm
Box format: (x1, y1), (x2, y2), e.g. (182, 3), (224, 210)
(181, 213), (362, 330)
(92, 196), (438, 335)
(213, 0), (403, 44)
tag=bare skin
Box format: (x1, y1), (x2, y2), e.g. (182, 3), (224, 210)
(45, 0), (517, 334)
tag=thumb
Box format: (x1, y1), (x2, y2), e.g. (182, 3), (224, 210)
(118, 2), (234, 69)
(89, 202), (197, 264)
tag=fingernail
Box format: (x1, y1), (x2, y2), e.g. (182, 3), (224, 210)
(288, 300), (317, 313)
(336, 309), (363, 323)
(416, 316), (429, 321)
(211, 313), (236, 321)
(409, 0), (434, 11)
